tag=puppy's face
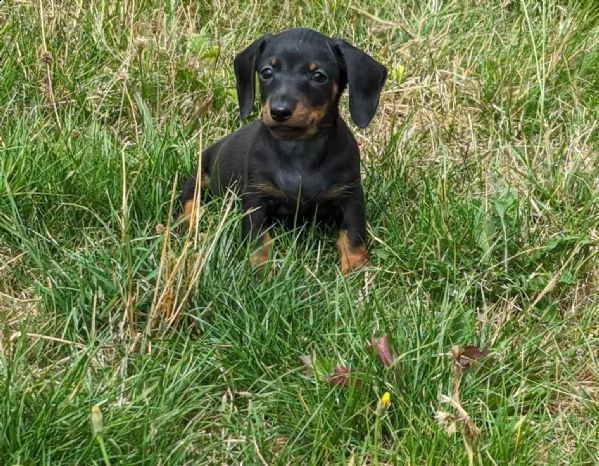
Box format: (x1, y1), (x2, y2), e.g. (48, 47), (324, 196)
(234, 28), (387, 136)
(255, 32), (342, 139)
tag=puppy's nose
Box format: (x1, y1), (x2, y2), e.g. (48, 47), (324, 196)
(270, 105), (293, 122)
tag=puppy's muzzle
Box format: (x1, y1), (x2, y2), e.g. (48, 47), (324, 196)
(269, 96), (298, 122)
(270, 103), (294, 122)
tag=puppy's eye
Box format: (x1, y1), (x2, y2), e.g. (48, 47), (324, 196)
(259, 67), (274, 80)
(311, 70), (328, 84)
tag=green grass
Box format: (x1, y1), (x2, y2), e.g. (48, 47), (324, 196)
(1, 0), (598, 464)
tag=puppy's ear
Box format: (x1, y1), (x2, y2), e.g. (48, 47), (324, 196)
(234, 35), (270, 120)
(333, 40), (387, 128)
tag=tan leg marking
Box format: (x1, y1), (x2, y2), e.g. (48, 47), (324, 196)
(250, 231), (273, 277)
(183, 200), (195, 217)
(181, 174), (210, 223)
(336, 230), (368, 275)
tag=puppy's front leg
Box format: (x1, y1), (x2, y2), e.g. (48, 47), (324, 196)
(337, 188), (369, 274)
(242, 197), (272, 274)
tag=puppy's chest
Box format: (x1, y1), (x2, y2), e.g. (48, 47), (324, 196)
(272, 169), (330, 201)
(253, 165), (347, 218)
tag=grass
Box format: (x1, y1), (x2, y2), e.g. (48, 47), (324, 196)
(1, 0), (598, 464)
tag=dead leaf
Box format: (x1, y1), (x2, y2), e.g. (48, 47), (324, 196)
(439, 394), (481, 440)
(434, 410), (458, 435)
(452, 344), (488, 369)
(325, 366), (362, 389)
(370, 335), (398, 367)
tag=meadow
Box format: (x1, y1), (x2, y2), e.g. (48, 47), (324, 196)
(1, 1), (598, 464)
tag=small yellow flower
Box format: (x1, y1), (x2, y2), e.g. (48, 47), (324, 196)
(381, 391), (391, 408)
(376, 391), (392, 415)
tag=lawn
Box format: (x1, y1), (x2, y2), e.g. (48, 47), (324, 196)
(1, 1), (598, 464)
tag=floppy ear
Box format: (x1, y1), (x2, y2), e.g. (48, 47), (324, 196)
(233, 35), (270, 120)
(333, 40), (387, 128)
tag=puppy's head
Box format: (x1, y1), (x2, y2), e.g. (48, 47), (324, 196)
(234, 28), (387, 139)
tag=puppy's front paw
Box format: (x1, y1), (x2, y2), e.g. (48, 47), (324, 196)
(337, 230), (368, 275)
(250, 232), (273, 278)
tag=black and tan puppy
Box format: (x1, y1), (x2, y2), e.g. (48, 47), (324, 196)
(182, 28), (386, 274)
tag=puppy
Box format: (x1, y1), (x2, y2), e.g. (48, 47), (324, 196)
(182, 28), (387, 274)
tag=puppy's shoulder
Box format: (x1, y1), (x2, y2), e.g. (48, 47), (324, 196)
(330, 117), (360, 155)
(203, 120), (263, 163)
